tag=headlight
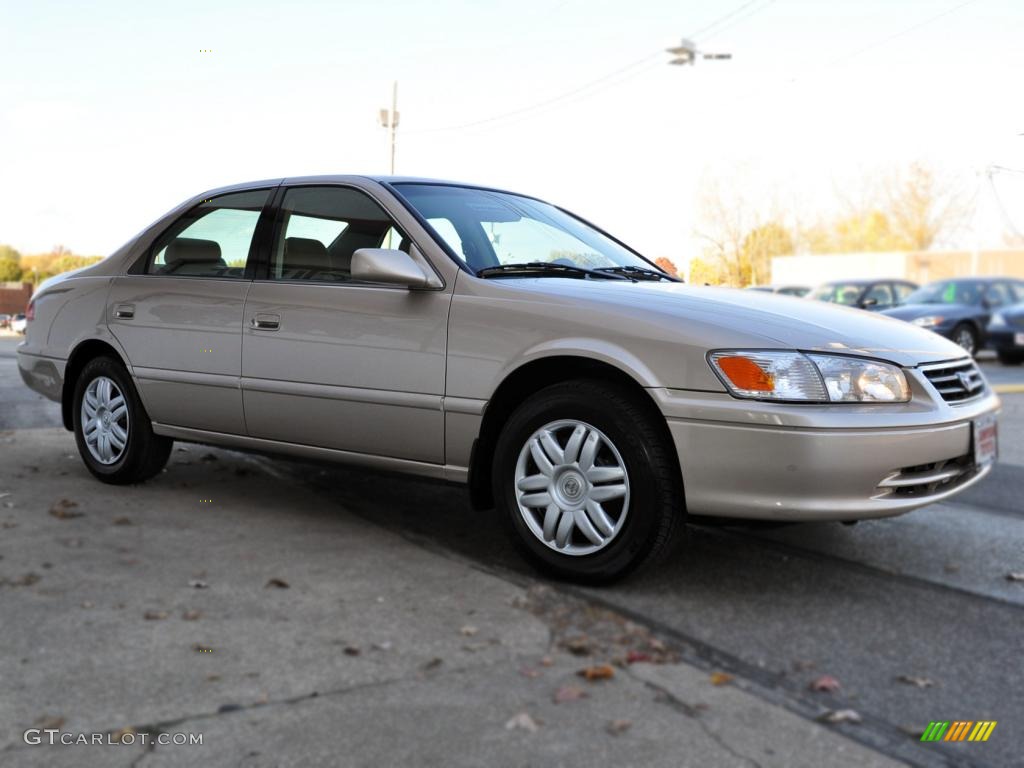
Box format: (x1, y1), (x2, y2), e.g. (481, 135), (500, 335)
(912, 315), (944, 327)
(708, 351), (910, 403)
(990, 313), (1007, 327)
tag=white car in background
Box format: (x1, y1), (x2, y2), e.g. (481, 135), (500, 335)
(10, 313), (27, 334)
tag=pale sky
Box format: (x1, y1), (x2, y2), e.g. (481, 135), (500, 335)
(2, 0), (1023, 261)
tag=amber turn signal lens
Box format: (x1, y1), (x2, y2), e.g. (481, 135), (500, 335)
(716, 356), (774, 392)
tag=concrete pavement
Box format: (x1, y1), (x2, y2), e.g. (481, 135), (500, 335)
(0, 430), (899, 768)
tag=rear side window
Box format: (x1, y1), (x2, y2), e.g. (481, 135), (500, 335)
(148, 189), (271, 278)
(269, 186), (408, 282)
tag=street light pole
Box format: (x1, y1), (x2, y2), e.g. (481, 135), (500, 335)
(378, 81), (400, 175)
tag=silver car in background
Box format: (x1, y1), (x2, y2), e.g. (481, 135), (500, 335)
(18, 176), (1000, 582)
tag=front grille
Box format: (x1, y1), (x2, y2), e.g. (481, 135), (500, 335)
(921, 359), (986, 403)
(876, 454), (976, 499)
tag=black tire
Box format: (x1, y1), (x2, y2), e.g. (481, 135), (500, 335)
(72, 356), (172, 484)
(951, 323), (978, 356)
(997, 350), (1024, 366)
(492, 379), (684, 584)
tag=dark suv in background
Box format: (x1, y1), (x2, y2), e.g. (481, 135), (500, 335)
(881, 277), (1024, 356)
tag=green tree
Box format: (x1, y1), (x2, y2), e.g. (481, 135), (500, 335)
(0, 246), (22, 281)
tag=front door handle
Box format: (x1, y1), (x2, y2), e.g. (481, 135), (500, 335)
(250, 314), (280, 331)
(114, 304), (135, 319)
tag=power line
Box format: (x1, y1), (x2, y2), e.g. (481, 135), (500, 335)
(702, 0), (776, 43)
(817, 0), (984, 72)
(406, 1), (760, 137)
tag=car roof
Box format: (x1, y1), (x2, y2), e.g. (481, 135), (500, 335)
(201, 175), (529, 200)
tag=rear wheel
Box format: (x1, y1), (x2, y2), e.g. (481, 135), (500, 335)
(73, 356), (172, 484)
(997, 350), (1024, 366)
(493, 380), (684, 583)
(952, 323), (978, 356)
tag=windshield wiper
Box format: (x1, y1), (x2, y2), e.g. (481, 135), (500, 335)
(476, 262), (631, 280)
(595, 265), (679, 282)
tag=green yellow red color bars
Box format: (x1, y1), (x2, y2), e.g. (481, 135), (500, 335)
(921, 721), (997, 742)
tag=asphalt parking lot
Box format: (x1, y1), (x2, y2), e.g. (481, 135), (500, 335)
(2, 335), (1023, 767)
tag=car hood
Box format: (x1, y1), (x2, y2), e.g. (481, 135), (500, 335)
(880, 303), (975, 321)
(490, 279), (967, 367)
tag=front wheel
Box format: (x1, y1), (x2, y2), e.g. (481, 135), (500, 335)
(492, 380), (684, 583)
(73, 356), (172, 484)
(952, 323), (978, 356)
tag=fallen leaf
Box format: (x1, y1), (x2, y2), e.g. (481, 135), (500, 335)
(519, 666), (541, 679)
(505, 712), (539, 732)
(111, 517), (133, 526)
(818, 709), (862, 725)
(626, 650), (651, 664)
(182, 610), (202, 621)
(564, 636), (592, 656)
(7, 573), (41, 587)
(1006, 572), (1024, 582)
(606, 719), (632, 735)
(49, 499), (83, 519)
(578, 664), (615, 681)
(188, 580), (209, 589)
(206, 674), (221, 682)
(81, 601), (95, 609)
(896, 675), (935, 688)
(35, 715), (64, 729)
(144, 610), (169, 621)
(460, 624), (479, 637)
(648, 638), (667, 652)
(540, 656), (554, 667)
(343, 646), (361, 656)
(709, 671), (734, 686)
(421, 657), (443, 671)
(553, 685), (589, 703)
(809, 674), (841, 693)
(264, 578), (290, 589)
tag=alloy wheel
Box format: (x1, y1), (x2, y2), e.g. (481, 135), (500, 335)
(81, 375), (130, 465)
(514, 419), (630, 556)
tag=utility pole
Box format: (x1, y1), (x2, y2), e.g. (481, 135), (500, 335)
(378, 81), (400, 175)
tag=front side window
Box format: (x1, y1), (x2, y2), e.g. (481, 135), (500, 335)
(148, 189), (270, 277)
(893, 282), (916, 302)
(394, 183), (652, 273)
(811, 283), (864, 306)
(270, 186), (408, 282)
(863, 283), (894, 307)
(904, 281), (983, 306)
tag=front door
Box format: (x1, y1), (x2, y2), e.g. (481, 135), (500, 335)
(241, 184), (450, 464)
(108, 188), (272, 434)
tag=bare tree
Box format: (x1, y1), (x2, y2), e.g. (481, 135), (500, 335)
(884, 162), (971, 250)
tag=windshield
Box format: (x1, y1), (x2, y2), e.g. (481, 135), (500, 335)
(394, 183), (657, 274)
(811, 283), (863, 305)
(904, 280), (983, 305)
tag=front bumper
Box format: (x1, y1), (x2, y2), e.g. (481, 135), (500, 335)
(987, 328), (1024, 351)
(651, 378), (1000, 521)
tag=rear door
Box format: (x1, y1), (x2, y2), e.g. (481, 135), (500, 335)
(108, 188), (273, 434)
(240, 183), (451, 464)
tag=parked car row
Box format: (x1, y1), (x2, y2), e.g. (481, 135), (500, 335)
(3, 313), (27, 333)
(749, 276), (1024, 359)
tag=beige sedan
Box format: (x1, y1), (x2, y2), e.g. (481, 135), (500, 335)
(18, 176), (1000, 581)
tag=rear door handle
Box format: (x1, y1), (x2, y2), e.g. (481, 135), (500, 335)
(250, 314), (280, 331)
(114, 304), (135, 319)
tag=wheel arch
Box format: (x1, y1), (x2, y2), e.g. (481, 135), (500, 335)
(467, 354), (680, 510)
(61, 339), (131, 431)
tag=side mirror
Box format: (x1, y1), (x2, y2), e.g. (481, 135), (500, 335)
(860, 297), (878, 308)
(351, 248), (430, 288)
